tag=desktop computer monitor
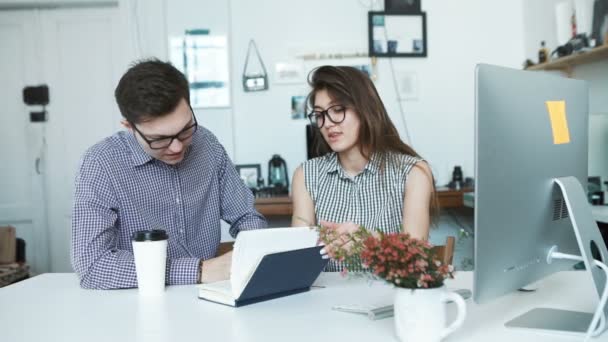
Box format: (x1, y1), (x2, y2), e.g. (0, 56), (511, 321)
(473, 64), (608, 334)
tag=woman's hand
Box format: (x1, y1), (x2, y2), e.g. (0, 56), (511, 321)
(319, 221), (361, 259)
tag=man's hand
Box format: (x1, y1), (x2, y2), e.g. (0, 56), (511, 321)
(200, 251), (233, 283)
(319, 221), (360, 258)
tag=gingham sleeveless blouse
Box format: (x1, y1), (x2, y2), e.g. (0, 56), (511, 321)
(303, 151), (422, 271)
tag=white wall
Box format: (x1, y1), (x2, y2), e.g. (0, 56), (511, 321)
(1, 1), (531, 272)
(166, 0), (526, 186)
(523, 0), (562, 62)
(522, 0), (608, 179)
(165, 0), (235, 155)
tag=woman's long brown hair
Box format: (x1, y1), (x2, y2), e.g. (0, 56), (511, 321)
(306, 65), (439, 222)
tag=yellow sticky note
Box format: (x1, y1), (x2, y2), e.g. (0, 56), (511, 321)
(546, 101), (570, 145)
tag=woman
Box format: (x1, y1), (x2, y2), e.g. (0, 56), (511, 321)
(291, 65), (437, 271)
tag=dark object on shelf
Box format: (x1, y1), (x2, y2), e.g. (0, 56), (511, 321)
(589, 191), (604, 205)
(523, 59), (536, 69)
(588, 176), (604, 205)
(448, 166), (464, 190)
(0, 236), (29, 287)
(538, 41), (549, 63)
(384, 0), (421, 14)
(268, 155), (289, 195)
(551, 33), (590, 58)
(591, 0), (608, 46)
(16, 238), (26, 263)
(0, 226), (16, 264)
(255, 185), (289, 198)
(447, 173), (473, 190)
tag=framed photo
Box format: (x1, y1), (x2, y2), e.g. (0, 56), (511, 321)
(291, 95), (306, 120)
(169, 34), (231, 108)
(368, 11), (427, 57)
(384, 0), (421, 14)
(235, 164), (261, 188)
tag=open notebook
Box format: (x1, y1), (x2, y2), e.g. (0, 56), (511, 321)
(198, 227), (328, 307)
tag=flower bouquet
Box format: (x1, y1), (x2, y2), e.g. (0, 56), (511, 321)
(317, 225), (453, 287)
(317, 225), (465, 342)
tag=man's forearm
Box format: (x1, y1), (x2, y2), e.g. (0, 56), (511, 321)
(228, 211), (267, 237)
(77, 249), (138, 289)
(166, 257), (201, 285)
(77, 251), (201, 289)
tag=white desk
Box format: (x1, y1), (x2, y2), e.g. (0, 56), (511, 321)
(0, 271), (600, 342)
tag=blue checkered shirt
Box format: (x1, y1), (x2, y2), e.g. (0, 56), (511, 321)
(71, 127), (267, 289)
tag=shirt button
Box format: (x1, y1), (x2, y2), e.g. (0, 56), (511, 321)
(176, 198), (180, 204)
(180, 229), (184, 234)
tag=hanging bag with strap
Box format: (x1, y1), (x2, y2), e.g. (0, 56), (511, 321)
(242, 39), (269, 92)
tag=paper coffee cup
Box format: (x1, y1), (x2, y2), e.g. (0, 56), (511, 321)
(132, 230), (168, 296)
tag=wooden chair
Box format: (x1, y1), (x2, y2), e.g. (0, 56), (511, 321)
(216, 241), (235, 257)
(217, 237), (456, 266)
(432, 236), (456, 266)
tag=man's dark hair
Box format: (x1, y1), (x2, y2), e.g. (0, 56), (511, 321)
(115, 58), (190, 123)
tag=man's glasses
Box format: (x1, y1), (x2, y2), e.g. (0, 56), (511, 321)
(307, 104), (347, 129)
(131, 114), (198, 150)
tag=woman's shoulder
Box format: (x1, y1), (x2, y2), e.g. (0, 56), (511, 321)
(382, 151), (426, 177)
(301, 152), (337, 198)
(385, 151), (423, 166)
(302, 152), (338, 172)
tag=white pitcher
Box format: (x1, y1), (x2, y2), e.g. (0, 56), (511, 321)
(394, 285), (467, 342)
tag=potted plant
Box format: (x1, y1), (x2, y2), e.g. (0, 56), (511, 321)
(318, 225), (467, 342)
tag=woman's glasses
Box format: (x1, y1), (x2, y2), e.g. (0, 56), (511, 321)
(307, 104), (347, 129)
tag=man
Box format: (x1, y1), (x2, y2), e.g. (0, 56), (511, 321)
(71, 59), (266, 289)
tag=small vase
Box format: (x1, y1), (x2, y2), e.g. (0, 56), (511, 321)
(394, 285), (467, 342)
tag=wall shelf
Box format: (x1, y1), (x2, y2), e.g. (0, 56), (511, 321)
(527, 45), (608, 76)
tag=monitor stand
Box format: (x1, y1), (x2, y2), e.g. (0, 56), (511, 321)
(505, 176), (608, 336)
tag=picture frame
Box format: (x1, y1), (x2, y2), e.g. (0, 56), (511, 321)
(291, 95), (306, 120)
(384, 0), (421, 14)
(368, 11), (427, 58)
(168, 34), (231, 108)
(235, 164), (261, 188)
